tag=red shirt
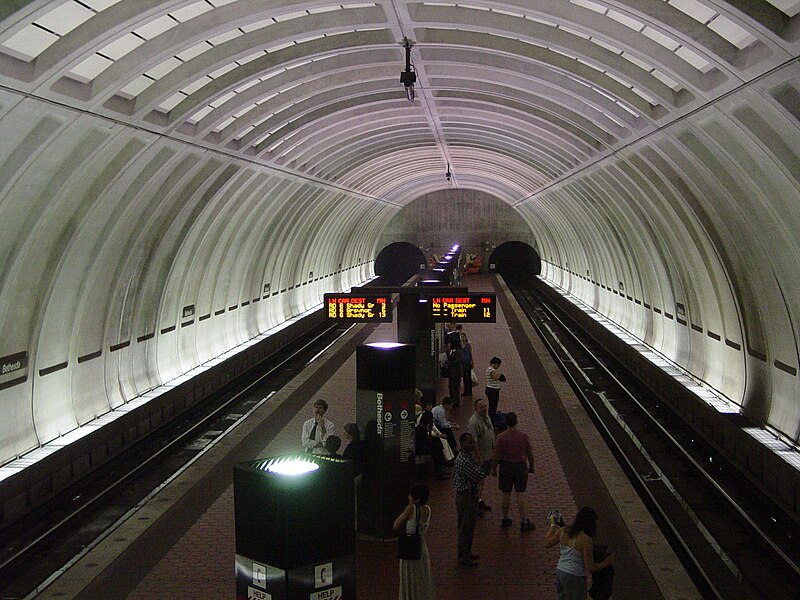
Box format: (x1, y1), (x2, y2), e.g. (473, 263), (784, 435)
(493, 428), (531, 463)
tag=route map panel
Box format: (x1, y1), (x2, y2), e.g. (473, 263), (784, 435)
(324, 293), (392, 322)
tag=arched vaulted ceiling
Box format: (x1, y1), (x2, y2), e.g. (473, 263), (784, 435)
(1, 0), (796, 204)
(1, 1), (800, 467)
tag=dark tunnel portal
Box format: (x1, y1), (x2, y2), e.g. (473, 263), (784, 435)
(375, 242), (426, 283)
(489, 241), (541, 283)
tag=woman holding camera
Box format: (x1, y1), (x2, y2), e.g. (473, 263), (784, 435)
(543, 506), (614, 600)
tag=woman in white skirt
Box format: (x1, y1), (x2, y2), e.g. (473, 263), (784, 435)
(393, 484), (435, 600)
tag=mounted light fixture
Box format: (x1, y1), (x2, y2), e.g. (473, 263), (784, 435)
(399, 38), (416, 102)
(445, 163), (452, 182)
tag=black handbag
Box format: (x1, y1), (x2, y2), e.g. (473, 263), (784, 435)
(397, 505), (422, 560)
(439, 360), (449, 378)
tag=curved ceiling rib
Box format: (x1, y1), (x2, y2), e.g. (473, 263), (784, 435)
(0, 0), (797, 204)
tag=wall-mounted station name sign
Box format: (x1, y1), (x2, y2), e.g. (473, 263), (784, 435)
(1, 351), (28, 389)
(430, 294), (496, 323)
(325, 294), (392, 322)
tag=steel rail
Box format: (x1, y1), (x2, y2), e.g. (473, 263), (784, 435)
(0, 321), (352, 585)
(511, 284), (727, 599)
(521, 284), (800, 582)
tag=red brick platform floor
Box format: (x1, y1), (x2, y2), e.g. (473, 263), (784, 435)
(353, 275), (573, 599)
(38, 274), (692, 600)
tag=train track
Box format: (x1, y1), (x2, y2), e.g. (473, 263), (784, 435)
(0, 319), (358, 599)
(510, 281), (800, 600)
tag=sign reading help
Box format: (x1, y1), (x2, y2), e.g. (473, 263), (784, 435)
(310, 587), (342, 600)
(248, 586), (272, 600)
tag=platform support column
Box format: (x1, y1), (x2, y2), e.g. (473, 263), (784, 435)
(397, 294), (438, 405)
(355, 343), (416, 539)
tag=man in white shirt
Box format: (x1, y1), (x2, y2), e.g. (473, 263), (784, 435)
(432, 396), (460, 455)
(301, 399), (334, 454)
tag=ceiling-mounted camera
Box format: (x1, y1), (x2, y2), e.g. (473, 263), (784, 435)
(400, 38), (416, 102)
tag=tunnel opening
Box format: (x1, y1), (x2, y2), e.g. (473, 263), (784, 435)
(489, 241), (541, 283)
(375, 242), (426, 284)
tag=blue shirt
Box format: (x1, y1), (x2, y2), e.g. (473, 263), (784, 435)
(461, 341), (472, 365)
(432, 404), (452, 430)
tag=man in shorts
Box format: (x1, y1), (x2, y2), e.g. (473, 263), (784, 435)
(490, 411), (535, 531)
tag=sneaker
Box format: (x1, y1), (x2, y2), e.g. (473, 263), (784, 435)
(520, 519), (535, 532)
(478, 500), (492, 511)
(501, 517), (512, 528)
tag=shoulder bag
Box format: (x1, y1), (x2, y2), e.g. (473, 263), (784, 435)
(397, 505), (422, 560)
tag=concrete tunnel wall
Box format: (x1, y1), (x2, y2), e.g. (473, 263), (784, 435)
(0, 91), (398, 465)
(2, 68), (800, 467)
(380, 68), (800, 446)
(516, 70), (800, 442)
(0, 0), (798, 468)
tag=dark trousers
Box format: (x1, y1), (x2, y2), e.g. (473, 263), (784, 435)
(456, 490), (479, 561)
(431, 437), (447, 475)
(485, 386), (500, 423)
(442, 427), (458, 455)
(462, 364), (472, 395)
(449, 374), (462, 406)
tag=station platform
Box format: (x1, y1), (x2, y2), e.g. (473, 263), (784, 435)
(35, 275), (700, 600)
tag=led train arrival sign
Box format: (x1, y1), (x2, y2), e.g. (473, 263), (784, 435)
(324, 293), (392, 322)
(430, 294), (496, 323)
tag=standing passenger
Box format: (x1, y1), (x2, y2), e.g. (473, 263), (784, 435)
(324, 435), (342, 456)
(416, 399), (450, 480)
(445, 323), (462, 349)
(301, 399), (334, 454)
(544, 506), (615, 600)
(460, 332), (474, 397)
(446, 341), (463, 408)
(342, 423), (363, 476)
(490, 412), (535, 531)
(484, 357), (505, 425)
(343, 422), (364, 529)
(453, 433), (484, 567)
(394, 484), (435, 600)
(465, 398), (495, 514)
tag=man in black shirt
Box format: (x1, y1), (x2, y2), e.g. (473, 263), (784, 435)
(447, 341), (463, 407)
